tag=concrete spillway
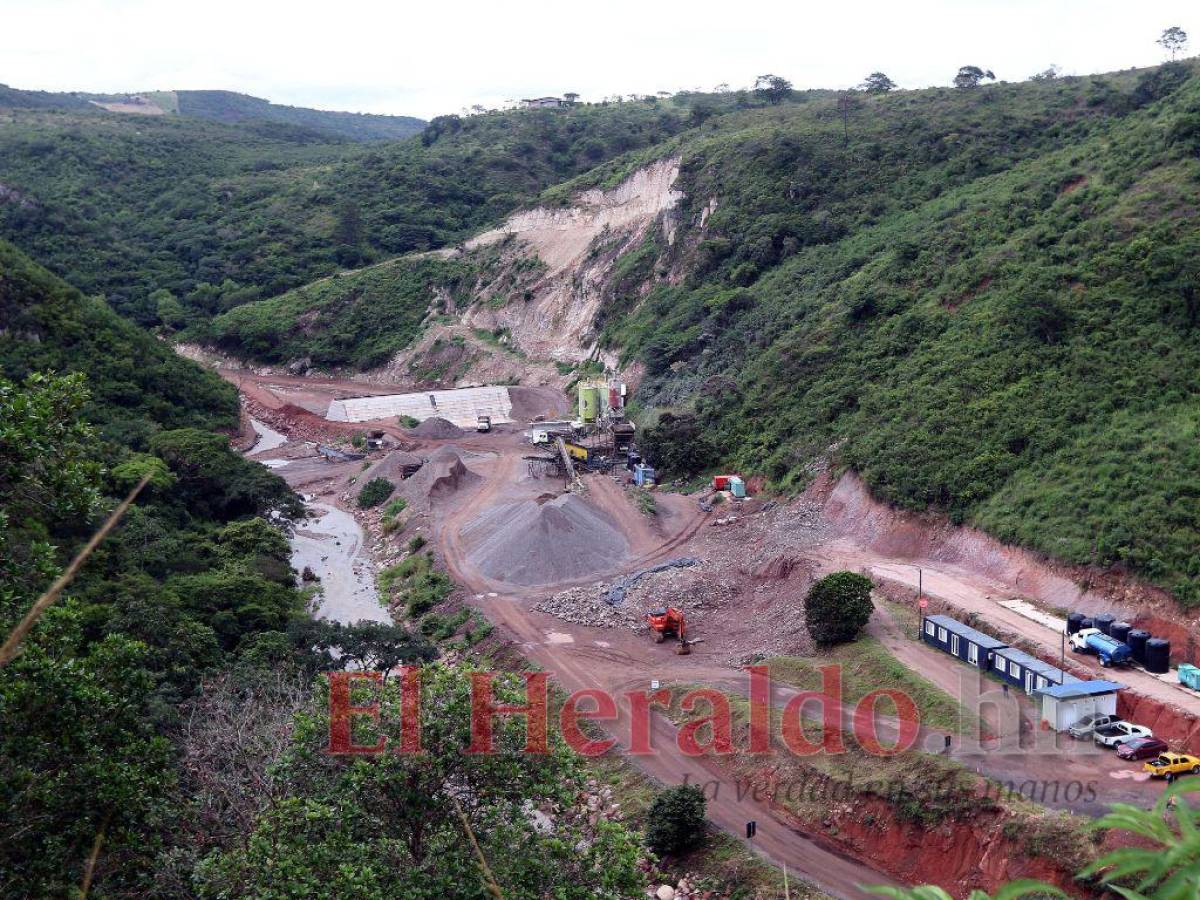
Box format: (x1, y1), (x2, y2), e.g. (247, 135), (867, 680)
(326, 385), (514, 427)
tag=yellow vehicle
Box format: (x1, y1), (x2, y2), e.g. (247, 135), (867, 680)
(1143, 752), (1200, 781)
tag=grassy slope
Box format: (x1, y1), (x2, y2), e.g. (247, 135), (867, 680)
(0, 100), (691, 327)
(606, 64), (1200, 604)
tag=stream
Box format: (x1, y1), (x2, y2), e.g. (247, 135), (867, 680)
(245, 419), (389, 626)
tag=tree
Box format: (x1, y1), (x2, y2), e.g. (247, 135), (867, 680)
(333, 200), (366, 267)
(639, 412), (716, 479)
(645, 785), (707, 856)
(563, 92), (580, 104)
(689, 97), (719, 128)
(804, 571), (874, 645)
(954, 66), (995, 89)
(860, 72), (897, 93)
(194, 666), (647, 898)
(754, 74), (794, 105)
(1158, 26), (1189, 60)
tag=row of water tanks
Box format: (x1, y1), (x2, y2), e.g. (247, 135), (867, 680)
(1066, 612), (1171, 674)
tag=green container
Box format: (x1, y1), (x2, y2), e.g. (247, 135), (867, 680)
(729, 476), (746, 498)
(1180, 664), (1200, 689)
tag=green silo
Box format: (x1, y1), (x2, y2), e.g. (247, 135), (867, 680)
(578, 384), (601, 423)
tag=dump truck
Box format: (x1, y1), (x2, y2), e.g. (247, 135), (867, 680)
(477, 415), (492, 433)
(1070, 628), (1132, 667)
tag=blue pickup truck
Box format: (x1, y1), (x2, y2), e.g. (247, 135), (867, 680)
(1070, 628), (1132, 667)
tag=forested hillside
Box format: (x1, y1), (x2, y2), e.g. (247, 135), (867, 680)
(0, 97), (691, 327)
(609, 62), (1200, 603)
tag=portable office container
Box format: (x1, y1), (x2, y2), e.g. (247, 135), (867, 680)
(921, 615), (1008, 670)
(1035, 680), (1124, 733)
(992, 646), (1081, 695)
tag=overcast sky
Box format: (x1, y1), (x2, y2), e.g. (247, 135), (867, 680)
(1, 0), (1194, 119)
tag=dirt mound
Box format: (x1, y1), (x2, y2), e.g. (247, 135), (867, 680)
(393, 446), (482, 516)
(410, 417), (465, 439)
(460, 494), (629, 586)
(363, 449), (425, 483)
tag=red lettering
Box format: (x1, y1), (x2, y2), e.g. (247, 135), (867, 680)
(467, 671), (549, 754)
(560, 689), (617, 757)
(746, 665), (772, 754)
(327, 671), (386, 755)
(395, 665), (423, 754)
(853, 688), (920, 756)
(677, 688), (734, 756)
(626, 688), (671, 755)
(780, 665), (847, 756)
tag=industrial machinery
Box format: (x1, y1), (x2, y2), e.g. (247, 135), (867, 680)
(646, 607), (700, 655)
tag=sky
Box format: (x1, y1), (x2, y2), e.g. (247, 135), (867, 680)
(1, 0), (1195, 120)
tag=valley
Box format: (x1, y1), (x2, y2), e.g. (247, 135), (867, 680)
(5, 39), (1200, 898)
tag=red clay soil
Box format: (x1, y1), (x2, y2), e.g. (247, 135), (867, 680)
(768, 791), (1086, 897)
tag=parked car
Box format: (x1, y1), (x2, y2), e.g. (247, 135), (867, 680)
(1144, 752), (1200, 781)
(1068, 712), (1119, 739)
(1117, 737), (1170, 761)
(1094, 721), (1152, 748)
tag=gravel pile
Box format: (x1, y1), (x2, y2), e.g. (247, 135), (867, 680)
(535, 584), (639, 629)
(460, 494), (629, 586)
(410, 416), (465, 439)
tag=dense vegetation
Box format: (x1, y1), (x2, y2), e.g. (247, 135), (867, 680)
(604, 62), (1200, 604)
(211, 255), (469, 368)
(0, 244), (439, 894)
(0, 97), (691, 329)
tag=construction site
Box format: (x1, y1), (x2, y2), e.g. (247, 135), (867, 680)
(229, 360), (1200, 898)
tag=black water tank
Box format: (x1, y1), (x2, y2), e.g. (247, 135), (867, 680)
(1146, 638), (1171, 674)
(1080, 617), (1095, 631)
(1066, 612), (1086, 635)
(1110, 621), (1132, 644)
(1128, 629), (1151, 665)
(1095, 613), (1116, 636)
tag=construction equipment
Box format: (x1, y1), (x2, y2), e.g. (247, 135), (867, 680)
(477, 415), (492, 433)
(646, 607), (702, 655)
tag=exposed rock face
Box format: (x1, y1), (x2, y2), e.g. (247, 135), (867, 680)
(463, 157), (683, 361)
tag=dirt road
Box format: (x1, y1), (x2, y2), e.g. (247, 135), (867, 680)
(424, 441), (898, 896)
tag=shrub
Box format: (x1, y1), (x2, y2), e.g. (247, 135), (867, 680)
(408, 535), (427, 553)
(645, 785), (707, 856)
(357, 477), (395, 509)
(804, 571), (874, 645)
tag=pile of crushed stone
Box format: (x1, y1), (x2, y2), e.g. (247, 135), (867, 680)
(409, 417), (465, 439)
(460, 494), (629, 586)
(534, 585), (639, 629)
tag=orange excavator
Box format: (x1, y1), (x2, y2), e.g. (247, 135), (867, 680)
(646, 607), (700, 655)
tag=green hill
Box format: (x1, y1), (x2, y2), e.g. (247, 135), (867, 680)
(603, 62), (1200, 603)
(173, 89), (426, 141)
(0, 99), (691, 326)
